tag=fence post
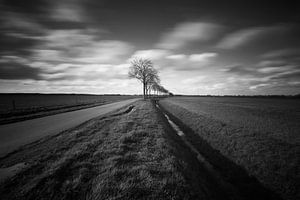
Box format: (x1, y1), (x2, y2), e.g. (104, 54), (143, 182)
(12, 100), (16, 110)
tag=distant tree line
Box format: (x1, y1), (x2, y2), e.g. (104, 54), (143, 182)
(128, 58), (171, 99)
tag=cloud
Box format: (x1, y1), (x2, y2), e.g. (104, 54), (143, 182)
(129, 50), (218, 71)
(224, 59), (298, 77)
(181, 76), (206, 85)
(0, 2), (135, 86)
(50, 0), (85, 22)
(0, 13), (43, 57)
(217, 25), (292, 49)
(217, 28), (263, 49)
(257, 66), (292, 74)
(0, 62), (42, 80)
(130, 49), (170, 61)
(256, 60), (287, 68)
(262, 48), (300, 59)
(166, 54), (187, 60)
(1, 11), (44, 33)
(268, 70), (300, 81)
(31, 29), (133, 64)
(288, 81), (300, 86)
(189, 53), (218, 62)
(38, 62), (132, 82)
(73, 40), (133, 64)
(223, 65), (255, 76)
(156, 22), (222, 49)
(166, 52), (217, 60)
(249, 83), (271, 90)
(166, 52), (217, 70)
(222, 61), (300, 93)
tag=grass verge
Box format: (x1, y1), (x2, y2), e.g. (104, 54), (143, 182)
(159, 100), (299, 200)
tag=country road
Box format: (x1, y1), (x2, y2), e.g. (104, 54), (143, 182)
(0, 98), (139, 157)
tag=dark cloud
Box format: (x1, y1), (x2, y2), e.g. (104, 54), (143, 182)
(270, 70), (300, 80)
(3, 0), (50, 14)
(226, 57), (299, 75)
(2, 0), (83, 28)
(224, 65), (256, 76)
(0, 62), (42, 80)
(0, 32), (37, 57)
(0, 10), (44, 57)
(2, 0), (51, 17)
(262, 48), (300, 59)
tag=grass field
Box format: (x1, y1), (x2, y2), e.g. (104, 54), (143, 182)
(160, 97), (300, 200)
(0, 97), (298, 200)
(0, 94), (138, 124)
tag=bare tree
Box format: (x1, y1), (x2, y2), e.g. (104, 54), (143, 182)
(150, 82), (160, 96)
(128, 58), (158, 99)
(128, 58), (172, 99)
(146, 69), (160, 96)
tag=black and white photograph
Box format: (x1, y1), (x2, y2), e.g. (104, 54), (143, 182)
(0, 0), (299, 199)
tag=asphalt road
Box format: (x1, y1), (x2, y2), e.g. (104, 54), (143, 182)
(0, 98), (139, 157)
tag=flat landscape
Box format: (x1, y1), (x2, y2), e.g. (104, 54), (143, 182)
(0, 94), (138, 124)
(0, 96), (298, 200)
(160, 97), (300, 200)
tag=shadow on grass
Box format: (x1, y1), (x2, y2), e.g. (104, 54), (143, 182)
(154, 100), (283, 200)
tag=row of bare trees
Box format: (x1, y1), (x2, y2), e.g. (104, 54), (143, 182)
(128, 58), (171, 99)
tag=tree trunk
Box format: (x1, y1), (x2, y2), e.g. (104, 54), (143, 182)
(143, 81), (146, 99)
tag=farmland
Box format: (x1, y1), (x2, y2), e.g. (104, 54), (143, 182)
(0, 94), (138, 124)
(159, 97), (300, 200)
(0, 97), (298, 200)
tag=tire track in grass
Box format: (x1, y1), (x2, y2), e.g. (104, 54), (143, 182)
(155, 100), (282, 200)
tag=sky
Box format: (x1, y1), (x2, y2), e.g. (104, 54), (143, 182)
(0, 0), (299, 95)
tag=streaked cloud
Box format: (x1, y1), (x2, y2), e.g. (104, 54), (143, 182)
(249, 83), (271, 90)
(257, 66), (292, 74)
(217, 28), (263, 49)
(156, 22), (222, 49)
(129, 50), (218, 71)
(0, 62), (42, 80)
(262, 48), (300, 59)
(256, 60), (287, 68)
(166, 54), (187, 60)
(50, 0), (84, 22)
(189, 53), (218, 62)
(131, 49), (170, 61)
(31, 28), (133, 64)
(217, 25), (293, 49)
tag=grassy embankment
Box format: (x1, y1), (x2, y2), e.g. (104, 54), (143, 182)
(0, 100), (229, 200)
(159, 97), (299, 200)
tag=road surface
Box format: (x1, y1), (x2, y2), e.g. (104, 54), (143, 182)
(0, 98), (139, 157)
